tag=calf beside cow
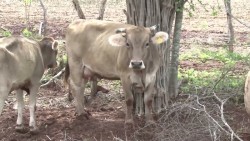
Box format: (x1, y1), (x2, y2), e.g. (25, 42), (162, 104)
(0, 36), (58, 133)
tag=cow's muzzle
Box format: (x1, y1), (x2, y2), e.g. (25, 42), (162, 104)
(129, 60), (145, 70)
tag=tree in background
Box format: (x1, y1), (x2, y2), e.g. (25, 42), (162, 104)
(224, 0), (234, 52)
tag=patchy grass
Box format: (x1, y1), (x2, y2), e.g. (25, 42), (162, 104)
(179, 46), (250, 96)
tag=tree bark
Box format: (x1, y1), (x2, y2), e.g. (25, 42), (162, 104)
(169, 0), (186, 99)
(72, 0), (85, 19)
(97, 0), (107, 20)
(224, 0), (234, 52)
(125, 0), (176, 115)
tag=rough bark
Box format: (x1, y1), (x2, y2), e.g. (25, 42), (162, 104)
(169, 0), (186, 99)
(38, 0), (47, 36)
(97, 0), (107, 20)
(224, 0), (234, 52)
(72, 0), (85, 19)
(125, 0), (176, 115)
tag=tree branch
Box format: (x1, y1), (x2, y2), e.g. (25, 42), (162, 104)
(97, 0), (107, 20)
(40, 68), (65, 88)
(72, 0), (85, 19)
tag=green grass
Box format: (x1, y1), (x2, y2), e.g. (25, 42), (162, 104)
(179, 46), (250, 96)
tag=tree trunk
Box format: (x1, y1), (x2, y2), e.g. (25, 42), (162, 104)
(38, 0), (47, 36)
(224, 0), (234, 52)
(72, 0), (85, 19)
(169, 0), (186, 99)
(125, 0), (176, 115)
(97, 0), (107, 20)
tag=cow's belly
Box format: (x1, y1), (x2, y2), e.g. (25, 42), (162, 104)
(83, 63), (120, 80)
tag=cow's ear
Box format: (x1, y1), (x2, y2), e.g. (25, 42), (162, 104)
(52, 41), (58, 50)
(151, 32), (169, 45)
(108, 34), (126, 47)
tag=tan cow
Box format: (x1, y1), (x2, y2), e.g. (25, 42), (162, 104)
(0, 36), (58, 133)
(64, 19), (168, 125)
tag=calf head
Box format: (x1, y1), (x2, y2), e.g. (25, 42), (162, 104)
(108, 25), (169, 70)
(39, 37), (58, 69)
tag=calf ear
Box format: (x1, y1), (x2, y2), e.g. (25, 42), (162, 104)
(151, 32), (169, 45)
(108, 34), (126, 47)
(52, 41), (58, 50)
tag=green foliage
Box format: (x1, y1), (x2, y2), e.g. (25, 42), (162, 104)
(22, 28), (33, 37)
(23, 0), (32, 5)
(2, 30), (12, 37)
(179, 47), (249, 97)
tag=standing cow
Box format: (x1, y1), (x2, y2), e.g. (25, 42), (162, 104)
(0, 36), (58, 133)
(64, 19), (168, 125)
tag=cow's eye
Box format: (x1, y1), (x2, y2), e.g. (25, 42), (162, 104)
(126, 43), (130, 47)
(145, 43), (149, 47)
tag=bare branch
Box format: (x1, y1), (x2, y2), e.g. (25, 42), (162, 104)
(40, 68), (65, 88)
(72, 0), (85, 19)
(97, 0), (107, 20)
(213, 92), (243, 141)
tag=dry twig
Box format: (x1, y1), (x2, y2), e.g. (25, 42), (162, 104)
(40, 68), (65, 88)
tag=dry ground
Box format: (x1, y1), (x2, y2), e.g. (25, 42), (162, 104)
(0, 0), (250, 140)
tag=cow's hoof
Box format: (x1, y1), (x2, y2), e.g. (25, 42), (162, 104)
(75, 110), (91, 120)
(29, 127), (39, 135)
(15, 125), (28, 133)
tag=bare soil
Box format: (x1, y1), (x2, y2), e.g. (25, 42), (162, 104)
(1, 0), (250, 140)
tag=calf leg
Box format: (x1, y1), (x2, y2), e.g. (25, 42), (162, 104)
(15, 90), (25, 132)
(28, 85), (39, 134)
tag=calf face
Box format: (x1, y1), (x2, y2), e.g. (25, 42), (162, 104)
(39, 37), (58, 69)
(108, 26), (169, 70)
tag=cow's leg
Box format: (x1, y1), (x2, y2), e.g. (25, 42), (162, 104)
(0, 86), (9, 114)
(144, 81), (155, 124)
(121, 77), (134, 125)
(15, 89), (25, 132)
(90, 79), (98, 98)
(28, 85), (39, 134)
(68, 58), (89, 117)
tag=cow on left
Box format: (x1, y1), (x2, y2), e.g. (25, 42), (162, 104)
(0, 35), (58, 134)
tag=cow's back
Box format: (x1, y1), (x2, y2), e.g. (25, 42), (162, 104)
(0, 36), (44, 88)
(66, 20), (135, 78)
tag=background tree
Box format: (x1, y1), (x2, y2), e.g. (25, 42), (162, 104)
(224, 0), (234, 52)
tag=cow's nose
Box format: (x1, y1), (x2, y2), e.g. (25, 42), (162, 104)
(129, 60), (145, 69)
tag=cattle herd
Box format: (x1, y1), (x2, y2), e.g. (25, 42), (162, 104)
(0, 19), (168, 134)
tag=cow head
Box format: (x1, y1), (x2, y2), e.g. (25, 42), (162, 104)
(108, 25), (168, 70)
(39, 37), (58, 69)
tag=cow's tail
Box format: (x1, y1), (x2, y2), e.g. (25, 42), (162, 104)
(64, 56), (70, 87)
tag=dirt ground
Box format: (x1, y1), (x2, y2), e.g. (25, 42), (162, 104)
(0, 0), (250, 140)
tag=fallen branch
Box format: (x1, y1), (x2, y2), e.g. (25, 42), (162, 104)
(213, 92), (243, 141)
(40, 67), (65, 88)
